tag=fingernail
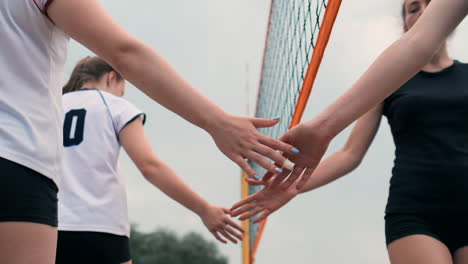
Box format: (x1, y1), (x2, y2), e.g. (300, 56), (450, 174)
(271, 117), (281, 121)
(248, 174), (260, 180)
(275, 168), (283, 174)
(291, 148), (300, 153)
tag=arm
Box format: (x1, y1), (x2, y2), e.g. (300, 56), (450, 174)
(120, 119), (243, 244)
(314, 0), (468, 137)
(298, 104), (383, 192)
(232, 105), (383, 222)
(280, 0), (468, 189)
(47, 0), (298, 177)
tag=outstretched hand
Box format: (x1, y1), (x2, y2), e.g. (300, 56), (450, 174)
(207, 115), (300, 178)
(255, 122), (331, 191)
(200, 205), (244, 244)
(230, 181), (299, 224)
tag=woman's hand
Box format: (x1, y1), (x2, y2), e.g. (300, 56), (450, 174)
(230, 182), (299, 224)
(206, 115), (300, 178)
(200, 205), (244, 244)
(260, 121), (331, 191)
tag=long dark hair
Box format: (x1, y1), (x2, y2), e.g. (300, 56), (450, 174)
(63, 56), (123, 94)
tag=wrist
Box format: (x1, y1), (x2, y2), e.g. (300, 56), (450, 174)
(196, 202), (212, 219)
(303, 117), (335, 143)
(199, 109), (229, 135)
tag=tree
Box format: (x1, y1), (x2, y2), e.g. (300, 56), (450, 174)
(130, 225), (228, 264)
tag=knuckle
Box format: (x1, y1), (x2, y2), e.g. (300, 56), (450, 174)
(280, 184), (290, 191)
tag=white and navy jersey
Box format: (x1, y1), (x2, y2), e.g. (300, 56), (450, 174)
(59, 89), (145, 237)
(0, 0), (69, 183)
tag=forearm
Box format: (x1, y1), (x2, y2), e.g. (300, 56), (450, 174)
(110, 40), (227, 132)
(50, 0), (227, 132)
(308, 34), (429, 139)
(141, 160), (211, 217)
(299, 149), (360, 193)
(308, 0), (468, 139)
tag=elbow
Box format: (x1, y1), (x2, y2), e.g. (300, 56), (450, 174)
(340, 148), (364, 173)
(105, 37), (145, 77)
(138, 158), (162, 181)
(349, 154), (364, 171)
(403, 32), (436, 66)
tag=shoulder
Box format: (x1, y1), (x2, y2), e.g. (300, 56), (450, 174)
(63, 89), (96, 100)
(454, 60), (468, 71)
(99, 91), (136, 109)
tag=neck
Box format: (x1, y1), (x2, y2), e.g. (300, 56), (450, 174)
(81, 81), (105, 90)
(421, 42), (453, 72)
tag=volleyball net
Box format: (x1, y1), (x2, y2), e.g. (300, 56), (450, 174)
(241, 0), (342, 263)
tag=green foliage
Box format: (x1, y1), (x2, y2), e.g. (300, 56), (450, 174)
(130, 225), (228, 264)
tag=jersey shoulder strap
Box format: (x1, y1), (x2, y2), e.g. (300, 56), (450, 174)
(95, 89), (120, 141)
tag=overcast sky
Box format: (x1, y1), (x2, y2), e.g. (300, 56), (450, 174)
(64, 0), (468, 263)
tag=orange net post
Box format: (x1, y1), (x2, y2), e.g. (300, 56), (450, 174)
(291, 0), (343, 127)
(242, 0), (343, 263)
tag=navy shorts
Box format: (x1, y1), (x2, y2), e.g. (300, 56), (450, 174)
(0, 157), (58, 226)
(386, 212), (468, 253)
(56, 231), (131, 264)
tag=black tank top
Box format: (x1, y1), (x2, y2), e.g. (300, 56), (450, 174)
(383, 61), (468, 213)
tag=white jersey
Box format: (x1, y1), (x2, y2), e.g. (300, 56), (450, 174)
(59, 89), (145, 237)
(0, 0), (69, 183)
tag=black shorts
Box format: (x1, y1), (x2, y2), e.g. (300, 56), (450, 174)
(385, 212), (468, 253)
(56, 231), (131, 264)
(0, 157), (58, 226)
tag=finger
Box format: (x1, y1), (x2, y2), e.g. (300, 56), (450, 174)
(296, 167), (315, 191)
(239, 207), (264, 221)
(279, 166), (305, 190)
(225, 218), (244, 233)
(233, 156), (258, 178)
(253, 209), (272, 224)
(231, 195), (257, 212)
(245, 178), (267, 186)
(270, 170), (291, 187)
(224, 225), (243, 241)
(258, 135), (300, 157)
(253, 144), (288, 168)
(249, 117), (280, 128)
(261, 171), (275, 185)
(231, 203), (258, 217)
(219, 229), (238, 244)
(245, 151), (282, 175)
(211, 230), (227, 244)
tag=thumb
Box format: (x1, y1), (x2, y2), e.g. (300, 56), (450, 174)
(249, 117), (280, 128)
(278, 131), (290, 144)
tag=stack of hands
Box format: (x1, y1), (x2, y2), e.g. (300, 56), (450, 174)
(230, 120), (330, 224)
(206, 116), (331, 236)
(201, 116), (332, 244)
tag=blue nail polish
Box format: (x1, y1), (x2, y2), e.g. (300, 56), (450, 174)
(254, 175), (261, 180)
(291, 148), (300, 153)
(275, 168), (283, 174)
(272, 117), (281, 121)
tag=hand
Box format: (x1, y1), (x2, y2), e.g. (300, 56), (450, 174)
(206, 114), (300, 178)
(230, 182), (299, 224)
(200, 205), (244, 244)
(259, 122), (331, 191)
